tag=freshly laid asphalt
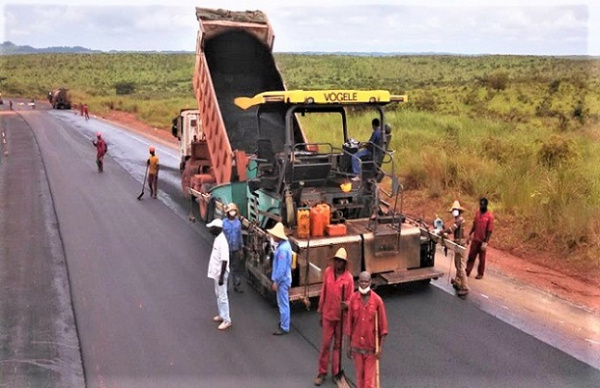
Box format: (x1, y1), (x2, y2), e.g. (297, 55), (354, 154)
(1, 104), (599, 388)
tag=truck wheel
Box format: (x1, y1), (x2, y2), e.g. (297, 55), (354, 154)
(206, 196), (217, 223)
(199, 183), (212, 221)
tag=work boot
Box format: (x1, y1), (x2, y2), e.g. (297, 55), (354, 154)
(314, 374), (326, 386)
(450, 278), (459, 290)
(457, 289), (469, 297)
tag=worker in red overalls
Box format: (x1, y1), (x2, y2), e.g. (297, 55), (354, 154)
(345, 271), (388, 388)
(92, 132), (107, 172)
(314, 247), (354, 386)
(466, 197), (494, 279)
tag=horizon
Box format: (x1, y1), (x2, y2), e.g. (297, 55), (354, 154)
(2, 41), (599, 58)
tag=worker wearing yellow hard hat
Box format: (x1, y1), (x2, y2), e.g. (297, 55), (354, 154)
(314, 247), (354, 386)
(147, 145), (160, 199)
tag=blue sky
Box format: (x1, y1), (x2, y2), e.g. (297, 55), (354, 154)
(1, 0), (599, 55)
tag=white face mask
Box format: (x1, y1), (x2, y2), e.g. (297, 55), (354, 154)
(452, 209), (460, 217)
(228, 211), (236, 217)
(358, 285), (371, 295)
(270, 237), (277, 249)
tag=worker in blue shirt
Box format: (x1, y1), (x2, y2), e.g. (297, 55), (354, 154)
(268, 222), (292, 335)
(352, 118), (383, 179)
(223, 203), (244, 293)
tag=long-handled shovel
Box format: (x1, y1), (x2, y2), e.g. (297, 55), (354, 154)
(137, 165), (149, 200)
(334, 287), (351, 388)
(375, 310), (380, 388)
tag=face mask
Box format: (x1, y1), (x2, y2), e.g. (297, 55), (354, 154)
(228, 211), (236, 218)
(270, 237), (277, 249)
(358, 285), (371, 295)
(452, 209), (460, 217)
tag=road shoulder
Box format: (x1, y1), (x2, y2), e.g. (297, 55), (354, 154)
(0, 111), (85, 387)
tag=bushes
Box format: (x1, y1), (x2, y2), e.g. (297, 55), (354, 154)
(115, 82), (136, 95)
(537, 135), (577, 168)
(478, 71), (510, 91)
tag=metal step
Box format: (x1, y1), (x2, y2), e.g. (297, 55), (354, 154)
(378, 267), (444, 284)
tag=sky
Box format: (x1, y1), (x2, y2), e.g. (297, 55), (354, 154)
(1, 0), (599, 56)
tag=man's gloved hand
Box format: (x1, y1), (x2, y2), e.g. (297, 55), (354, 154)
(481, 242), (488, 251)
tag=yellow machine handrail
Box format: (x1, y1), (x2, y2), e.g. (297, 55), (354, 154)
(234, 90), (408, 110)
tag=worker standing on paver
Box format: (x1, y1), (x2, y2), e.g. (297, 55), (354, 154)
(314, 247), (354, 386)
(346, 271), (388, 388)
(466, 197), (494, 279)
(439, 200), (469, 296)
(92, 132), (107, 172)
(147, 146), (159, 199)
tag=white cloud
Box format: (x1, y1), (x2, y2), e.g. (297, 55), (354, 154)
(0, 1), (598, 55)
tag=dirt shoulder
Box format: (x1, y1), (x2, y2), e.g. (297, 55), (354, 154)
(97, 109), (600, 314)
(402, 191), (600, 314)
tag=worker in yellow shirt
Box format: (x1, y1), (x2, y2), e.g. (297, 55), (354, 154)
(147, 146), (160, 199)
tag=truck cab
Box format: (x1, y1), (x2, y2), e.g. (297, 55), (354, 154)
(171, 109), (201, 171)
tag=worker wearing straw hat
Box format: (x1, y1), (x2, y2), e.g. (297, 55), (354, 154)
(439, 200), (469, 296)
(268, 222), (292, 336)
(314, 248), (354, 386)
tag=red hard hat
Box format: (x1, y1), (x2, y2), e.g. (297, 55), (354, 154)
(149, 146), (155, 153)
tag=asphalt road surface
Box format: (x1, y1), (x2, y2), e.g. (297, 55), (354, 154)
(1, 103), (599, 388)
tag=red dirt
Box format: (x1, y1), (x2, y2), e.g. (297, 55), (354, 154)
(99, 109), (600, 313)
(99, 110), (178, 148)
(402, 191), (600, 313)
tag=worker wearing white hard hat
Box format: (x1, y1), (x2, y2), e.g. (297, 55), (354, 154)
(267, 222), (292, 335)
(206, 218), (232, 330)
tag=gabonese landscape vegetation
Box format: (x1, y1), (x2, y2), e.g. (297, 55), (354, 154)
(1, 52), (599, 286)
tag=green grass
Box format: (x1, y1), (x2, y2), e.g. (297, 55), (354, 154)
(1, 52), (599, 268)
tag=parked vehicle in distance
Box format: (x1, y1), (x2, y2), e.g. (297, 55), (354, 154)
(48, 88), (71, 109)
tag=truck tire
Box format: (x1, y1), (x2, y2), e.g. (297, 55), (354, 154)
(206, 196), (217, 223)
(199, 183), (217, 222)
(199, 183), (211, 222)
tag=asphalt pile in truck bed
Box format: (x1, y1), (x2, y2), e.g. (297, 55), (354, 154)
(205, 30), (303, 154)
